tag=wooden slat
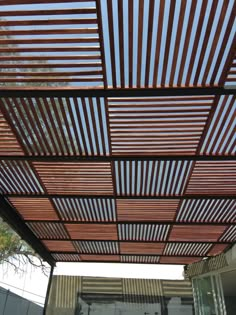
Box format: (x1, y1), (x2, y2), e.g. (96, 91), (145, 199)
(120, 242), (165, 255)
(9, 198), (59, 221)
(0, 18), (97, 26)
(0, 28), (98, 36)
(0, 8), (96, 16)
(65, 224), (118, 240)
(170, 225), (228, 242)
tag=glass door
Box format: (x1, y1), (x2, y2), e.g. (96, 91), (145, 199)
(192, 275), (226, 315)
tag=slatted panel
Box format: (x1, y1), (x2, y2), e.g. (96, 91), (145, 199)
(176, 199), (236, 223)
(160, 257), (201, 264)
(225, 56), (236, 86)
(0, 1), (105, 87)
(0, 160), (44, 194)
(163, 243), (212, 256)
(0, 109), (24, 155)
(200, 95), (236, 155)
(121, 256), (160, 264)
(186, 161), (236, 195)
(52, 253), (81, 262)
(207, 244), (229, 256)
(120, 242), (165, 255)
(108, 96), (213, 155)
(115, 160), (193, 196)
(219, 225), (236, 242)
(27, 222), (68, 239)
(74, 241), (119, 254)
(0, 0), (235, 265)
(43, 240), (76, 252)
(101, 0), (236, 87)
(169, 225), (228, 242)
(52, 198), (116, 222)
(33, 162), (113, 194)
(0, 97), (109, 156)
(80, 254), (120, 261)
(66, 224), (118, 240)
(9, 197), (59, 220)
(118, 224), (170, 241)
(117, 199), (179, 221)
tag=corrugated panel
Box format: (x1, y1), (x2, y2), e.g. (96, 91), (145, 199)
(200, 95), (236, 155)
(120, 242), (165, 255)
(43, 240), (76, 252)
(117, 199), (179, 221)
(160, 257), (201, 264)
(74, 241), (119, 254)
(0, 160), (44, 194)
(118, 224), (170, 241)
(80, 254), (120, 261)
(108, 96), (212, 155)
(170, 225), (228, 242)
(53, 198), (116, 221)
(120, 255), (160, 263)
(65, 223), (118, 240)
(101, 0), (235, 87)
(0, 109), (24, 155)
(27, 222), (68, 239)
(0, 1), (104, 87)
(122, 278), (163, 296)
(186, 161), (236, 195)
(9, 197), (58, 221)
(219, 225), (236, 242)
(162, 280), (193, 297)
(0, 97), (109, 156)
(82, 276), (123, 295)
(33, 162), (114, 194)
(115, 160), (193, 196)
(48, 275), (81, 309)
(176, 199), (236, 223)
(163, 243), (212, 256)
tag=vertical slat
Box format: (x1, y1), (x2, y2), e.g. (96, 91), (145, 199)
(137, 0), (144, 88)
(118, 0), (125, 88)
(161, 0), (176, 86)
(106, 0), (117, 87)
(128, 0), (134, 88)
(144, 0), (155, 87)
(152, 0), (165, 87)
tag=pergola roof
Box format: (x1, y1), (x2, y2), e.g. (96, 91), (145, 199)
(0, 0), (235, 267)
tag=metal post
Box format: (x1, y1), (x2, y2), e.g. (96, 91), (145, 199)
(2, 289), (9, 315)
(43, 265), (54, 315)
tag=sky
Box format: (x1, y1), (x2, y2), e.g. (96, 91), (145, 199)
(0, 260), (184, 306)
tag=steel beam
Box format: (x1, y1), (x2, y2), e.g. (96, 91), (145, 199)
(0, 86), (235, 98)
(0, 196), (55, 266)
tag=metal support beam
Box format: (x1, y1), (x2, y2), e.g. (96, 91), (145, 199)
(0, 155), (235, 162)
(4, 194), (235, 199)
(0, 196), (55, 266)
(43, 265), (54, 315)
(26, 220), (236, 226)
(0, 86), (235, 98)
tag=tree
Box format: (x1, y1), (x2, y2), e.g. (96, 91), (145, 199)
(0, 218), (49, 274)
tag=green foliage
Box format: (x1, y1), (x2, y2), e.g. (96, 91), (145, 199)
(0, 219), (48, 274)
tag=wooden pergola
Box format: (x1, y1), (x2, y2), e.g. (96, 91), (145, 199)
(0, 0), (235, 267)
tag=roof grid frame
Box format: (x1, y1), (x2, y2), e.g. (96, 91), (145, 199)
(0, 0), (235, 265)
